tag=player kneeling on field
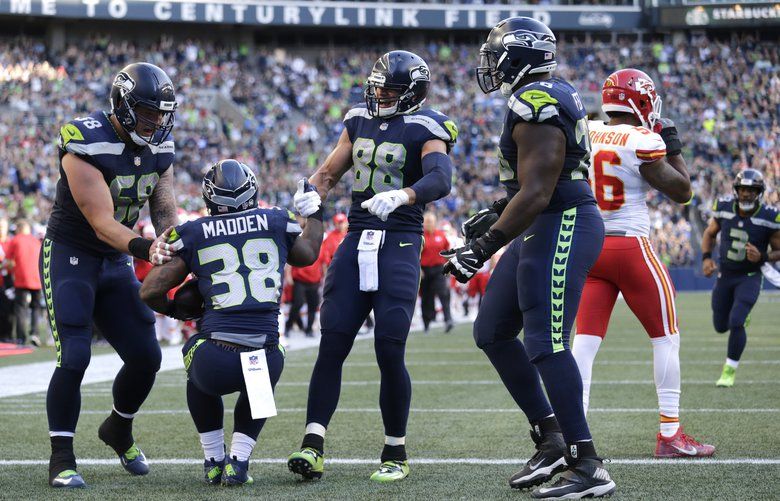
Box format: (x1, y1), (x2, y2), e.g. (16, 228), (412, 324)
(140, 160), (323, 485)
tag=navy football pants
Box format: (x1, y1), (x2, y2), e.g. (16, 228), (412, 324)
(40, 238), (160, 434)
(306, 231), (422, 439)
(712, 271), (762, 361)
(473, 204), (604, 443)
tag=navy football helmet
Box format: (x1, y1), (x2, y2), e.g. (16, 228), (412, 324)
(733, 169), (765, 212)
(476, 17), (557, 96)
(365, 50), (430, 118)
(110, 62), (177, 147)
(202, 159), (258, 215)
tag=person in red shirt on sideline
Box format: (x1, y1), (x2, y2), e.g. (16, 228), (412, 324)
(420, 212), (453, 333)
(0, 217), (12, 341)
(286, 217), (327, 337)
(321, 213), (349, 268)
(7, 220), (42, 346)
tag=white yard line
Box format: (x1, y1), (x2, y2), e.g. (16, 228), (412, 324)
(0, 458), (777, 466)
(0, 407), (777, 415)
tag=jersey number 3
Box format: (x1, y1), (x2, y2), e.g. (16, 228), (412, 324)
(591, 150), (625, 211)
(197, 239), (281, 309)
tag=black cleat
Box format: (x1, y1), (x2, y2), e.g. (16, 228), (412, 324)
(531, 457), (615, 499)
(49, 448), (86, 489)
(509, 429), (567, 490)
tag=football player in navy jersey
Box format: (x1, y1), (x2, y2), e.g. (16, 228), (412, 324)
(442, 18), (614, 498)
(702, 169), (780, 387)
(40, 62), (180, 488)
(287, 50), (457, 483)
(140, 159), (323, 486)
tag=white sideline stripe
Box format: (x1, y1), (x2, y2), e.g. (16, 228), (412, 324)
(282, 360), (780, 367)
(394, 347), (780, 354)
(0, 458), (778, 466)
(0, 407), (777, 415)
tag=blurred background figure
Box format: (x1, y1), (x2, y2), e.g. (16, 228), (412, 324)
(286, 216), (325, 337)
(420, 212), (453, 333)
(6, 220), (42, 346)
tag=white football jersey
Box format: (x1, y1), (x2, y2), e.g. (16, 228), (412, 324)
(587, 121), (666, 237)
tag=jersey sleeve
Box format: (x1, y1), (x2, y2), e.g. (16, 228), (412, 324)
(758, 206), (780, 232)
(343, 106), (372, 143)
(167, 222), (195, 266)
(150, 135), (176, 172)
(506, 83), (567, 131)
(712, 197), (734, 223)
(57, 120), (103, 168)
(280, 209), (302, 249)
(631, 129), (666, 165)
(403, 109), (458, 151)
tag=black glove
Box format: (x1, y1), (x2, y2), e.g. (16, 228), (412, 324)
(461, 198), (508, 242)
(656, 118), (683, 157)
(442, 229), (507, 283)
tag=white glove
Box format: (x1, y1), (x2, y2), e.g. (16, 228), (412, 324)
(360, 189), (410, 222)
(293, 178), (321, 217)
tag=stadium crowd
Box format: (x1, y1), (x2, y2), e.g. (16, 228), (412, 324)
(0, 33), (776, 304)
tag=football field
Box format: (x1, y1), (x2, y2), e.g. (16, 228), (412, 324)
(0, 292), (778, 500)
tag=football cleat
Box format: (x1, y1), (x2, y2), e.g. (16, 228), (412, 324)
(531, 457), (615, 499)
(370, 460), (410, 483)
(655, 429), (716, 458)
(288, 447), (324, 480)
(203, 456), (225, 485)
(509, 429), (567, 489)
(49, 469), (86, 489)
(716, 364), (736, 387)
(119, 443), (150, 475)
(222, 456), (253, 486)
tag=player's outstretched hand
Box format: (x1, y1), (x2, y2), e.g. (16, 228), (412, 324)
(745, 242), (763, 263)
(441, 244), (485, 284)
(294, 178), (321, 217)
(360, 189), (409, 222)
(461, 207), (498, 242)
(702, 257), (717, 277)
(150, 226), (176, 265)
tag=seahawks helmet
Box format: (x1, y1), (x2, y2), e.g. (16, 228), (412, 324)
(110, 62), (177, 147)
(202, 160), (258, 215)
(365, 50), (430, 118)
(476, 17), (557, 97)
(733, 169), (765, 212)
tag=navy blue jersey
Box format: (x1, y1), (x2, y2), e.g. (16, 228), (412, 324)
(343, 106), (457, 233)
(713, 197), (780, 274)
(169, 207), (301, 348)
(498, 77), (595, 213)
(46, 111), (175, 256)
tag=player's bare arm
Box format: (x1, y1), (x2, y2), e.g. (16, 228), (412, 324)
(491, 123), (566, 239)
(63, 153), (172, 262)
(701, 218), (720, 276)
(639, 154), (692, 204)
(148, 166), (178, 234)
(308, 129), (354, 198)
(288, 217), (325, 268)
(139, 256), (189, 314)
(746, 230), (780, 263)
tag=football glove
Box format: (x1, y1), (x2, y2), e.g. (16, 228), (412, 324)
(461, 198), (508, 242)
(441, 229), (506, 283)
(360, 189), (410, 222)
(655, 118), (683, 157)
(294, 178), (321, 217)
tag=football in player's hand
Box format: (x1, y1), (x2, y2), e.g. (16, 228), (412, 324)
(172, 279), (205, 320)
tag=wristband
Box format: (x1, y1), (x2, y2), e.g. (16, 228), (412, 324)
(760, 251), (769, 264)
(476, 228), (508, 258)
(129, 237), (153, 261)
(309, 208), (323, 222)
(492, 197), (509, 216)
(682, 192), (695, 206)
(702, 252), (712, 261)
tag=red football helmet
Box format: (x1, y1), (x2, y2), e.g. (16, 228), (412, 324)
(601, 69), (662, 130)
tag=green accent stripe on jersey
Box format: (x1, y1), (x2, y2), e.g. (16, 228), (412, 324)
(42, 239), (62, 367)
(183, 338), (206, 371)
(550, 208), (577, 353)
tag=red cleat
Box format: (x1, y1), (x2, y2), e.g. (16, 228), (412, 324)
(655, 428), (716, 458)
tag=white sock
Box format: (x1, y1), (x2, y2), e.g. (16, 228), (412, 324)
(726, 358), (739, 369)
(199, 429), (225, 461)
(385, 436), (405, 446)
(571, 334), (602, 415)
(652, 335), (681, 437)
(305, 422), (327, 437)
(230, 432), (256, 462)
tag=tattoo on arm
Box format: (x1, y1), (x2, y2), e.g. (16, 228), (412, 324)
(149, 166), (178, 235)
(139, 256), (189, 313)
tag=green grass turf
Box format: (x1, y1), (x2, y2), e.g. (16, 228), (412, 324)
(0, 292), (778, 500)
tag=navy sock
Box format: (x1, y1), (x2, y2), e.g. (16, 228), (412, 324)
(727, 326), (747, 361)
(47, 367), (85, 433)
(381, 444), (407, 462)
(302, 433), (324, 453)
(534, 351), (592, 444)
(481, 339), (553, 422)
(305, 331), (354, 430)
(375, 338), (412, 438)
(112, 364), (156, 415)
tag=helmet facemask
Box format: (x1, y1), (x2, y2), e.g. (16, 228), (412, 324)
(476, 45), (504, 94)
(111, 71), (177, 147)
(365, 74), (425, 118)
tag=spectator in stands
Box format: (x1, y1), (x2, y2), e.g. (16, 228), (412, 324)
(6, 220), (42, 346)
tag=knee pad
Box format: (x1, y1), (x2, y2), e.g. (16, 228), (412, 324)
(473, 313), (520, 350)
(59, 334), (92, 372)
(54, 280), (95, 328)
(123, 340), (162, 373)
